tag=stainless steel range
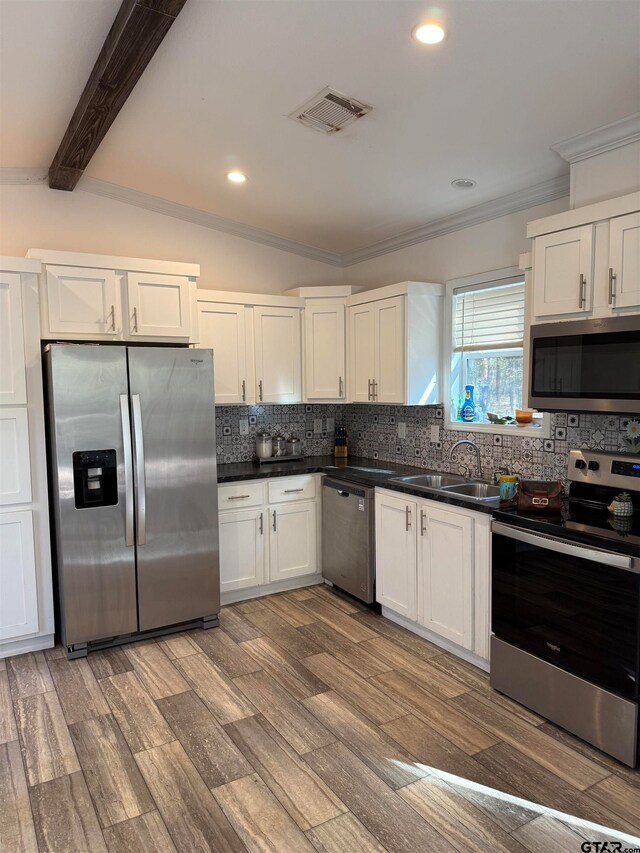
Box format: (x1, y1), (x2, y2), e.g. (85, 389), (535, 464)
(491, 449), (640, 767)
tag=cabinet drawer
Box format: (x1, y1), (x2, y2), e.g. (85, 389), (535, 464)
(268, 475), (316, 504)
(218, 481), (264, 511)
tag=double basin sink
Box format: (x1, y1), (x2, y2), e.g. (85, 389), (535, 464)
(388, 473), (500, 503)
(325, 466), (500, 504)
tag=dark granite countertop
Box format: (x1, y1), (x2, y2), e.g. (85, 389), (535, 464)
(217, 455), (498, 514)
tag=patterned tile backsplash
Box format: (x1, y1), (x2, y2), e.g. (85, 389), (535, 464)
(216, 404), (636, 486)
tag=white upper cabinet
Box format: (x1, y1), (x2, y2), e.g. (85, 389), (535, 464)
(418, 503), (474, 650)
(126, 273), (191, 338)
(348, 283), (443, 405)
(253, 306), (302, 404)
(0, 272), (27, 405)
(44, 265), (120, 337)
(374, 296), (405, 403)
(532, 226), (594, 318)
(198, 302), (252, 404)
(304, 301), (346, 401)
(375, 491), (418, 620)
(0, 408), (32, 506)
(609, 212), (640, 310)
(349, 303), (376, 403)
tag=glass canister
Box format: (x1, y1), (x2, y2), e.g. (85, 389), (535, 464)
(272, 435), (287, 457)
(287, 436), (301, 456)
(255, 431), (272, 460)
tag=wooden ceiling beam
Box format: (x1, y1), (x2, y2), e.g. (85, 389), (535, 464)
(48, 0), (188, 191)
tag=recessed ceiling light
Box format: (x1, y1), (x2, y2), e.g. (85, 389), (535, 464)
(413, 23), (446, 44)
(451, 178), (476, 189)
(227, 171), (247, 184)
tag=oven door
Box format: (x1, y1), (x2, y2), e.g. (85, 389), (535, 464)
(528, 316), (640, 413)
(492, 521), (640, 699)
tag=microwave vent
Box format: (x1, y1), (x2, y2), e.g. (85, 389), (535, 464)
(288, 87), (372, 134)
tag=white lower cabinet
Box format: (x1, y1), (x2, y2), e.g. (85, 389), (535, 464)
(0, 510), (39, 641)
(375, 492), (417, 620)
(218, 509), (265, 594)
(375, 488), (491, 662)
(217, 475), (320, 600)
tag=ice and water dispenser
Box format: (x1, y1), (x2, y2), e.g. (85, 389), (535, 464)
(72, 450), (118, 509)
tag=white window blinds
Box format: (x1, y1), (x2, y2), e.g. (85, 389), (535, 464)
(453, 280), (525, 352)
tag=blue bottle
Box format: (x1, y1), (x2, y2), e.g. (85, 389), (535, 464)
(460, 385), (477, 422)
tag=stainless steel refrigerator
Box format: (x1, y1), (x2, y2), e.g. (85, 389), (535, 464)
(45, 344), (219, 658)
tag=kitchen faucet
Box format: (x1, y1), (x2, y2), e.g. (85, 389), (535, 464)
(449, 439), (483, 480)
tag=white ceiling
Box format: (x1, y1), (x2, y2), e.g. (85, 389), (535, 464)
(1, 0), (639, 255)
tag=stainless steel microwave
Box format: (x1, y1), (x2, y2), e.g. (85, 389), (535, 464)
(528, 316), (640, 414)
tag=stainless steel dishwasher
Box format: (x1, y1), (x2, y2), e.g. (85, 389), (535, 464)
(322, 478), (375, 604)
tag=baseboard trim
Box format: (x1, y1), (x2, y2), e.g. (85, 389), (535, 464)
(381, 608), (490, 672)
(0, 634), (55, 659)
(221, 574), (323, 606)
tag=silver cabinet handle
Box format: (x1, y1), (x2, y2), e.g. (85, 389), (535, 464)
(259, 512), (263, 535)
(283, 488), (304, 494)
(119, 394), (134, 547)
(406, 505), (412, 531)
(373, 379), (378, 401)
(109, 304), (116, 332)
(132, 306), (138, 333)
(579, 274), (587, 308)
(242, 379), (246, 402)
(420, 509), (426, 537)
(272, 510), (277, 532)
(259, 380), (263, 401)
(131, 394), (146, 546)
(338, 376), (343, 397)
(608, 268), (617, 306)
(491, 521), (634, 571)
(228, 494), (251, 500)
(368, 379), (373, 401)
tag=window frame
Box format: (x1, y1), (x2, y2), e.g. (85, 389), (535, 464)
(444, 266), (551, 437)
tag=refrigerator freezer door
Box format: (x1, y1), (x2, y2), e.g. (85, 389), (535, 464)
(45, 345), (137, 646)
(127, 347), (219, 630)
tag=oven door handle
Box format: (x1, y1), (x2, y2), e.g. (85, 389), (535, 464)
(491, 521), (635, 572)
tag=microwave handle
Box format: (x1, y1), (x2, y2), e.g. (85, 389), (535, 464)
(491, 521), (635, 572)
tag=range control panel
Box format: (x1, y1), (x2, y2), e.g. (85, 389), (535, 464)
(73, 449), (117, 509)
(569, 449), (640, 491)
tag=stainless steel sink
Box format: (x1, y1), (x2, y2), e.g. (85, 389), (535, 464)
(325, 466), (398, 475)
(388, 473), (468, 489)
(440, 482), (500, 501)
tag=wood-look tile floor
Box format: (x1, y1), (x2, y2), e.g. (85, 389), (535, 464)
(2, 584), (639, 853)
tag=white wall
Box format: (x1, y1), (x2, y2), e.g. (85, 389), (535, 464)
(341, 197), (569, 289)
(0, 184), (343, 294)
(0, 183), (570, 293)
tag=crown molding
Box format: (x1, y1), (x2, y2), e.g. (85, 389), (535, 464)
(0, 167), (47, 185)
(2, 167), (571, 269)
(340, 174), (570, 266)
(551, 113), (640, 164)
(77, 176), (344, 267)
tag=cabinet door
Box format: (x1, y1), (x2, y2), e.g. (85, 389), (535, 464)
(0, 408), (32, 505)
(304, 301), (346, 400)
(269, 501), (317, 583)
(375, 492), (417, 619)
(609, 212), (640, 310)
(253, 307), (302, 404)
(127, 273), (191, 338)
(0, 510), (39, 639)
(348, 304), (375, 403)
(198, 302), (250, 404)
(218, 509), (265, 593)
(419, 504), (474, 650)
(532, 226), (594, 318)
(374, 296), (405, 403)
(45, 265), (119, 336)
(0, 272), (26, 404)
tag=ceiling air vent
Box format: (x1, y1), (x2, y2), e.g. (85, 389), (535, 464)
(288, 87), (372, 134)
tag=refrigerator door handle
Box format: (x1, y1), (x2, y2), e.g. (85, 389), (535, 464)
(119, 394), (135, 547)
(131, 394), (147, 546)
